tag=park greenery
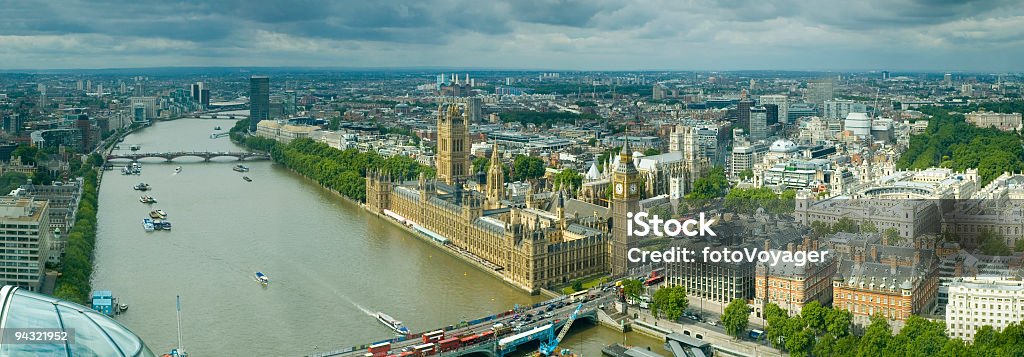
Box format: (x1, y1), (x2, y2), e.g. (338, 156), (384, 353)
(763, 301), (1024, 357)
(231, 119), (433, 202)
(724, 187), (796, 215)
(650, 286), (689, 321)
(896, 106), (1024, 186)
(551, 168), (583, 192)
(0, 172), (28, 194)
(685, 166), (730, 200)
(52, 161), (101, 305)
(511, 155), (546, 182)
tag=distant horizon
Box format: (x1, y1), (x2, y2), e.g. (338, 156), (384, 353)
(0, 65), (1013, 76)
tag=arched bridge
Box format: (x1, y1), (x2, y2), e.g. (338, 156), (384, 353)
(106, 151), (270, 162)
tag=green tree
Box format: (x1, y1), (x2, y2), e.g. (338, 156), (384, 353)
(765, 302), (787, 321)
(738, 168), (754, 180)
(722, 298), (751, 339)
(650, 286), (688, 321)
(786, 327), (814, 357)
(686, 166), (729, 200)
(571, 279), (584, 292)
(552, 168), (583, 192)
(511, 155), (546, 181)
(857, 314), (892, 357)
(643, 148), (661, 156)
(825, 308), (853, 337)
(978, 228), (1012, 256)
(833, 217), (858, 233)
(621, 279), (644, 303)
(861, 221), (878, 233)
(802, 301), (828, 333)
(884, 227), (902, 244)
(472, 156), (490, 174)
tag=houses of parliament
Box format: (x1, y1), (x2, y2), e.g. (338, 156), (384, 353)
(366, 103), (641, 293)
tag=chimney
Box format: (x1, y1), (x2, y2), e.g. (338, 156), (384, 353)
(913, 251), (921, 266)
(764, 239), (771, 253)
(890, 259), (898, 275)
(870, 246), (878, 262)
(787, 243), (796, 252)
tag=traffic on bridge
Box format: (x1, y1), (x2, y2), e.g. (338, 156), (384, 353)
(313, 286), (620, 357)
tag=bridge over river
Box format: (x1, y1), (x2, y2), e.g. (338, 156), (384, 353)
(106, 151), (270, 163)
(312, 289), (617, 357)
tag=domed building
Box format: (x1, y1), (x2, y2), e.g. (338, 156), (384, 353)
(0, 286), (157, 356)
(769, 139), (798, 154)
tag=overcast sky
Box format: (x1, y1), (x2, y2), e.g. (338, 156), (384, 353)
(1, 0), (1022, 71)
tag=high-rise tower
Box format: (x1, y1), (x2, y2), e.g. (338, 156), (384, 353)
(436, 103), (470, 185)
(611, 141), (641, 276)
(249, 76), (270, 132)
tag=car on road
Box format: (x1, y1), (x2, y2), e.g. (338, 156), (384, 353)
(544, 312), (553, 318)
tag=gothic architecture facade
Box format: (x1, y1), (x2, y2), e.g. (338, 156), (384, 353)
(366, 104), (620, 293)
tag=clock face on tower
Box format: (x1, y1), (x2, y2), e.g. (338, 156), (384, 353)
(615, 183), (624, 195)
(629, 183), (638, 195)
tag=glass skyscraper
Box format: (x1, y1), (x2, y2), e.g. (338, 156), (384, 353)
(249, 76), (270, 132)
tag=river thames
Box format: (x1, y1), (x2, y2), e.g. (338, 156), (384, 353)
(90, 119), (662, 356)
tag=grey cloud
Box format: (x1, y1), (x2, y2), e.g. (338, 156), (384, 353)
(1, 0), (1023, 70)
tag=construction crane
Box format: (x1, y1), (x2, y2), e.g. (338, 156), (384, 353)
(538, 303), (584, 356)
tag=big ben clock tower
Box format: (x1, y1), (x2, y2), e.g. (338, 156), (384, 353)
(611, 141), (641, 276)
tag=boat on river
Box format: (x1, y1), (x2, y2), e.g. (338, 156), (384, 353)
(255, 272), (269, 286)
(376, 312), (409, 334)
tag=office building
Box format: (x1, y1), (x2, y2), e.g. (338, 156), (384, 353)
(788, 103), (817, 122)
(755, 238), (837, 317)
(759, 95), (789, 125)
(831, 238), (939, 328)
(737, 98), (753, 134)
(0, 197), (51, 292)
(190, 82), (210, 109)
(666, 239), (757, 309)
(749, 106), (768, 140)
(824, 100), (867, 121)
(249, 76), (270, 132)
(11, 179), (83, 264)
(945, 277), (1024, 341)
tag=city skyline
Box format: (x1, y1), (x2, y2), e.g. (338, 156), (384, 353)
(3, 0), (1024, 71)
